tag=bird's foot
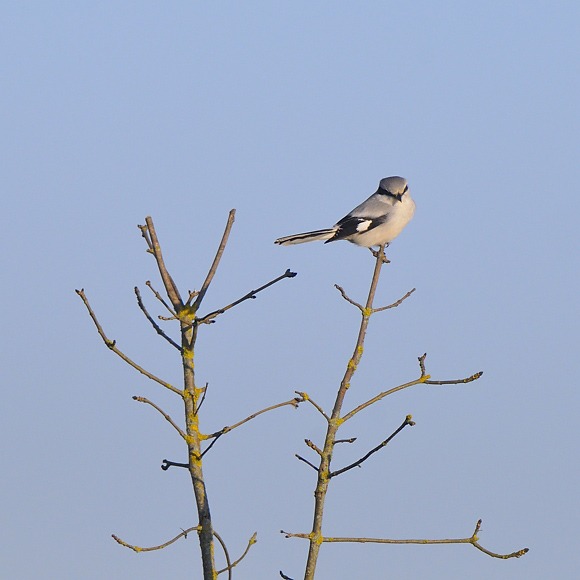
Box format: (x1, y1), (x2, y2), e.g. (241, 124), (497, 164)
(369, 245), (390, 263)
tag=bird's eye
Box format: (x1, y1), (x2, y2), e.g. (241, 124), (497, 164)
(403, 185), (408, 193)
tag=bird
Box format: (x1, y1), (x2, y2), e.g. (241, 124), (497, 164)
(274, 176), (415, 248)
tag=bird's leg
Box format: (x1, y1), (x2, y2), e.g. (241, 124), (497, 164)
(369, 244), (390, 263)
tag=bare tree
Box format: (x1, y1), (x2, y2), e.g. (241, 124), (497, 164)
(77, 212), (299, 579)
(280, 246), (528, 579)
(78, 217), (527, 579)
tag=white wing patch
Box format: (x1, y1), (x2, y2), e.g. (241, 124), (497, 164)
(355, 219), (372, 232)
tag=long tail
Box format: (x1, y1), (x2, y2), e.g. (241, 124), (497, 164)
(274, 228), (337, 246)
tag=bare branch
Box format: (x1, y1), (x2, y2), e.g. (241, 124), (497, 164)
(138, 223), (153, 252)
(144, 216), (183, 309)
(279, 571), (295, 580)
(334, 284), (363, 311)
(418, 353), (428, 376)
(424, 373), (483, 386)
(295, 454), (319, 472)
(335, 284), (415, 315)
(134, 286), (181, 351)
(372, 288), (415, 313)
(113, 525), (260, 574)
(191, 209), (236, 310)
(194, 382), (209, 415)
(343, 357), (483, 422)
(213, 530), (232, 579)
(200, 433), (223, 459)
(198, 269), (297, 324)
(342, 378), (424, 422)
(206, 397), (303, 439)
(76, 289), (182, 396)
(281, 530), (309, 539)
(417, 353), (483, 385)
(302, 245), (389, 577)
(335, 437), (357, 444)
(282, 519), (528, 560)
(305, 439), (322, 456)
(145, 280), (177, 318)
(329, 416), (414, 478)
(132, 396), (186, 439)
(161, 459), (188, 471)
(112, 526), (199, 552)
(295, 391), (329, 421)
(217, 532), (258, 576)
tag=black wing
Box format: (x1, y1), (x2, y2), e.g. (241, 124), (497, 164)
(325, 213), (390, 243)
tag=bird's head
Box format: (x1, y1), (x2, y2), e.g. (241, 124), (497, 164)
(379, 176), (409, 201)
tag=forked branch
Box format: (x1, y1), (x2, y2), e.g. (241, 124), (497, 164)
(81, 211), (294, 579)
(342, 354), (483, 423)
(113, 525), (258, 574)
(294, 391), (329, 421)
(282, 519), (528, 560)
(334, 284), (415, 314)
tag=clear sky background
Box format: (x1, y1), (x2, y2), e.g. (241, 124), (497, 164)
(1, 2), (578, 579)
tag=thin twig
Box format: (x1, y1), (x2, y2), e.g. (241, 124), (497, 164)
(343, 361), (483, 422)
(138, 223), (153, 251)
(206, 397), (303, 439)
(342, 378), (424, 422)
(217, 532), (258, 576)
(424, 373), (483, 385)
(161, 459), (188, 470)
(198, 269), (297, 324)
(213, 530), (232, 579)
(417, 352), (483, 384)
(295, 454), (319, 472)
(145, 216), (183, 308)
(418, 353), (427, 376)
(194, 382), (209, 415)
(112, 526), (199, 552)
(191, 209), (236, 310)
(372, 288), (416, 313)
(281, 519), (528, 560)
(113, 525), (261, 572)
(294, 391), (329, 421)
(279, 571), (295, 580)
(329, 416), (414, 478)
(335, 438), (357, 444)
(305, 439), (322, 456)
(145, 281), (177, 318)
(76, 289), (182, 396)
(132, 396), (186, 439)
(200, 433), (223, 459)
(334, 284), (363, 311)
(134, 287), (181, 351)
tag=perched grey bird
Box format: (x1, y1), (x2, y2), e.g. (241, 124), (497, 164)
(274, 176), (415, 248)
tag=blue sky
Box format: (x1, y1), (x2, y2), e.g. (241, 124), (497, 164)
(1, 2), (578, 579)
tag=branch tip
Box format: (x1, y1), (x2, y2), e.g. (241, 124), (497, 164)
(198, 268), (298, 324)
